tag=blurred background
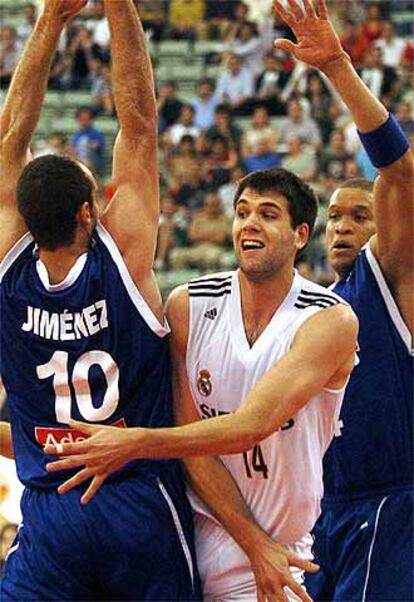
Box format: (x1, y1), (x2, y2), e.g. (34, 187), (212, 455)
(0, 0), (413, 567)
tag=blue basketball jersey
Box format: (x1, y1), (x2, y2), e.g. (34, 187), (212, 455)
(0, 223), (173, 488)
(322, 243), (413, 498)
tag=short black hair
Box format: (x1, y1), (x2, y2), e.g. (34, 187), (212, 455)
(233, 167), (318, 235)
(17, 155), (95, 251)
(338, 178), (374, 193)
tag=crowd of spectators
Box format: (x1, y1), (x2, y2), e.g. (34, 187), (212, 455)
(1, 0), (413, 282)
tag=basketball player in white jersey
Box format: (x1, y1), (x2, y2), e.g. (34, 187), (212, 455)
(45, 165), (358, 601)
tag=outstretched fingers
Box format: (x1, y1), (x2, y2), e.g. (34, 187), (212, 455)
(318, 0), (329, 19)
(46, 454), (89, 473)
(286, 0), (304, 21)
(273, 0), (295, 28)
(81, 474), (106, 504)
(57, 467), (93, 494)
(303, 0), (317, 19)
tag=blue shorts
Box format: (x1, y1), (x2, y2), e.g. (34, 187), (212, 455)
(1, 470), (201, 601)
(305, 488), (414, 601)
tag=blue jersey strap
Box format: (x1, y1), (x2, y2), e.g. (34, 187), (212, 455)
(358, 113), (409, 168)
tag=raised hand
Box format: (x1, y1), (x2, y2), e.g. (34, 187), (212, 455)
(250, 535), (318, 602)
(273, 0), (349, 72)
(43, 0), (88, 21)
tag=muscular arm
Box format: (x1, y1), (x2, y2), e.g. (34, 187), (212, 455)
(100, 0), (159, 283)
(46, 304), (357, 461)
(273, 0), (413, 279)
(0, 0), (87, 262)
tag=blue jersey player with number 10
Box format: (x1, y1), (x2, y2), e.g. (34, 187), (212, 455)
(0, 0), (200, 600)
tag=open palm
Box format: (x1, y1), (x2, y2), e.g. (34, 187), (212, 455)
(44, 0), (88, 21)
(273, 0), (348, 71)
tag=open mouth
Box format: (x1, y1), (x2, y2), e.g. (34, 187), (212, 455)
(332, 242), (353, 250)
(241, 240), (265, 251)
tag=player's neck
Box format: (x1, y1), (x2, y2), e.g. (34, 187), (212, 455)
(238, 266), (294, 328)
(38, 241), (89, 285)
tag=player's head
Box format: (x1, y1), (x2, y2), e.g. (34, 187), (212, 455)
(326, 178), (376, 279)
(17, 154), (99, 251)
(232, 168), (318, 282)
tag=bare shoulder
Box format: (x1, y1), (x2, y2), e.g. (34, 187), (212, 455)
(295, 303), (359, 353)
(165, 284), (189, 326)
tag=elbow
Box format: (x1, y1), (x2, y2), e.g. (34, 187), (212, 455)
(379, 149), (414, 183)
(233, 411), (272, 452)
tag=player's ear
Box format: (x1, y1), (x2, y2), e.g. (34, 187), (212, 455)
(295, 223), (309, 251)
(78, 201), (93, 226)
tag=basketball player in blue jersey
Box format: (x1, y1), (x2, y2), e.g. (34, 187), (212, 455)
(0, 0), (200, 599)
(267, 1), (413, 600)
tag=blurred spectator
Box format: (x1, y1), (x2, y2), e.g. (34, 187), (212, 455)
(0, 523), (17, 576)
(17, 3), (37, 43)
(72, 107), (106, 174)
(34, 133), (70, 158)
(91, 59), (114, 116)
(305, 72), (333, 144)
(68, 25), (103, 89)
(396, 99), (414, 138)
(221, 19), (265, 77)
(241, 105), (279, 157)
(0, 27), (22, 88)
(343, 157), (362, 180)
(164, 104), (200, 147)
(190, 78), (220, 130)
(359, 45), (398, 99)
(170, 192), (232, 270)
(155, 196), (190, 270)
(319, 130), (353, 181)
(360, 1), (385, 45)
(375, 22), (406, 69)
(87, 0), (110, 61)
(340, 20), (370, 68)
(204, 0), (237, 40)
(278, 99), (321, 151)
(205, 104), (243, 151)
(169, 0), (205, 41)
(202, 135), (238, 188)
(218, 164), (247, 218)
(255, 50), (290, 115)
(215, 53), (255, 115)
(329, 0), (363, 37)
(243, 0), (272, 27)
(157, 80), (184, 134)
(281, 135), (316, 182)
(166, 134), (201, 187)
(242, 139), (281, 172)
(136, 0), (167, 43)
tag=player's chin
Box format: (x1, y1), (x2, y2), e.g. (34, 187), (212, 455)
(329, 253), (356, 278)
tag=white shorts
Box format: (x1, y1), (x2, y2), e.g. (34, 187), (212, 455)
(195, 514), (313, 602)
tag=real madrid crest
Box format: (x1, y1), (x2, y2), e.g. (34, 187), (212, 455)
(197, 369), (212, 397)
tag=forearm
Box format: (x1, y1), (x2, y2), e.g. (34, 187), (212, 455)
(183, 455), (271, 554)
(104, 0), (156, 136)
(133, 410), (262, 459)
(0, 422), (14, 459)
(0, 14), (64, 158)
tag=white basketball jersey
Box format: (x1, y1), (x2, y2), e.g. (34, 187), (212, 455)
(186, 270), (347, 544)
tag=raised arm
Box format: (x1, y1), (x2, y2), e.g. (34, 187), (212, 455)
(0, 0), (87, 262)
(273, 0), (413, 276)
(100, 0), (159, 286)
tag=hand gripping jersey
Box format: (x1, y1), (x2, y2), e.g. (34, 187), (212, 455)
(0, 223), (173, 488)
(186, 270), (348, 545)
(323, 243), (414, 498)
